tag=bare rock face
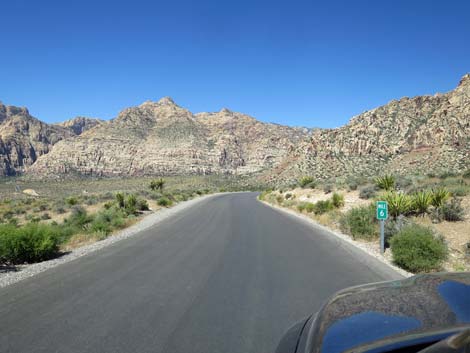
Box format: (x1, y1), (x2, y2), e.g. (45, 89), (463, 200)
(30, 98), (308, 176)
(56, 116), (104, 135)
(270, 74), (470, 183)
(0, 103), (73, 176)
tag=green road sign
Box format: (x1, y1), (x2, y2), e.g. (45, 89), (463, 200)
(376, 201), (388, 220)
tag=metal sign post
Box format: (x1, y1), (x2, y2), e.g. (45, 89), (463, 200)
(376, 201), (388, 254)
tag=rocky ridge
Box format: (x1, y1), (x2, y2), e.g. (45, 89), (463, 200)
(29, 98), (308, 176)
(56, 116), (104, 135)
(267, 74), (470, 183)
(0, 103), (73, 176)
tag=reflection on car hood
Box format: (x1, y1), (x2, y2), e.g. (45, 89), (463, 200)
(308, 272), (470, 353)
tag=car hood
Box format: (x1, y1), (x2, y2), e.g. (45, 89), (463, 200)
(306, 272), (470, 353)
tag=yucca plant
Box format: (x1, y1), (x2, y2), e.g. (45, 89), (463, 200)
(411, 190), (432, 216)
(384, 191), (412, 219)
(375, 174), (396, 191)
(431, 187), (450, 208)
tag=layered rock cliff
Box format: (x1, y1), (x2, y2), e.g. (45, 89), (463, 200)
(268, 74), (470, 182)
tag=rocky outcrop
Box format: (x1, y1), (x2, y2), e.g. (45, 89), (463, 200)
(0, 103), (73, 176)
(56, 116), (104, 135)
(29, 98), (308, 176)
(269, 74), (470, 183)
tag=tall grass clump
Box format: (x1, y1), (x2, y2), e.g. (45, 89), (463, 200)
(331, 193), (345, 208)
(375, 174), (395, 191)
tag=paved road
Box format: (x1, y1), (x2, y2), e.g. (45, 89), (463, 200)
(0, 193), (401, 353)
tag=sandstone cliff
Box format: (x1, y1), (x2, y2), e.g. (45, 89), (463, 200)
(269, 74), (470, 183)
(29, 98), (307, 176)
(0, 103), (73, 176)
(56, 116), (104, 135)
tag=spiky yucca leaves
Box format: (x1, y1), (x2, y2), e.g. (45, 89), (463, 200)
(411, 190), (432, 216)
(431, 188), (450, 208)
(375, 174), (396, 191)
(384, 191), (412, 218)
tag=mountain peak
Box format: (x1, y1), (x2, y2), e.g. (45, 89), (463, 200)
(458, 73), (470, 87)
(157, 96), (177, 106)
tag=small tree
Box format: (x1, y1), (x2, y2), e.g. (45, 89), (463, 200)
(150, 178), (165, 192)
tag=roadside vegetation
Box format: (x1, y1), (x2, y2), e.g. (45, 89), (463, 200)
(0, 175), (271, 267)
(260, 170), (470, 273)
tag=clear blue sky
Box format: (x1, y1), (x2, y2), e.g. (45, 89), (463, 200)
(1, 0), (469, 128)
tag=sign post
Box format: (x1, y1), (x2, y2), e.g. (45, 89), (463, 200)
(376, 201), (388, 254)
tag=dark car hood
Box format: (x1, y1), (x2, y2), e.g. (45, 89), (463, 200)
(305, 272), (470, 353)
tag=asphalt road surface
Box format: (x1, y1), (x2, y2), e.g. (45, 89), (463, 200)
(0, 193), (402, 353)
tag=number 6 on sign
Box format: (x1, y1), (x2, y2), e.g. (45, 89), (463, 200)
(376, 201), (388, 220)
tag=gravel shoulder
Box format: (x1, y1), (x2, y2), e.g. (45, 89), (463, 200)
(259, 198), (413, 278)
(0, 193), (221, 288)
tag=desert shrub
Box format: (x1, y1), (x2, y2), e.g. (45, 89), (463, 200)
(85, 197), (98, 206)
(54, 206), (66, 214)
(137, 199), (149, 211)
(0, 223), (62, 264)
(305, 202), (315, 213)
(124, 194), (138, 215)
(66, 197), (78, 206)
(410, 190), (432, 216)
(347, 180), (358, 191)
(314, 200), (333, 215)
(441, 197), (465, 222)
(384, 215), (411, 247)
(439, 171), (457, 179)
(359, 185), (377, 199)
(340, 204), (377, 240)
(331, 193), (345, 208)
(39, 204), (49, 211)
(298, 176), (316, 189)
(115, 193), (125, 208)
(66, 206), (91, 227)
(375, 175), (395, 191)
(297, 202), (307, 212)
(395, 176), (413, 191)
(149, 178), (165, 192)
(463, 169), (470, 178)
(284, 193), (294, 200)
(384, 192), (412, 218)
(41, 213), (51, 220)
(449, 185), (468, 197)
(157, 197), (172, 207)
(258, 190), (271, 201)
(390, 225), (448, 272)
(276, 195), (284, 204)
(430, 188), (450, 208)
(323, 184), (333, 194)
(89, 217), (111, 235)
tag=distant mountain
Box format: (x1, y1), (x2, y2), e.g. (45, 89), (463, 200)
(0, 103), (73, 176)
(56, 116), (104, 135)
(29, 97), (308, 176)
(266, 74), (470, 183)
(1, 74), (468, 179)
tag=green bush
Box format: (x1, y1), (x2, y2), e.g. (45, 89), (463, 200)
(340, 205), (377, 240)
(115, 193), (125, 208)
(298, 176), (316, 189)
(375, 175), (395, 191)
(276, 195), (284, 204)
(137, 199), (149, 211)
(66, 197), (79, 206)
(66, 206), (91, 227)
(297, 202), (307, 212)
(284, 193), (294, 200)
(463, 169), (470, 178)
(314, 200), (333, 215)
(157, 197), (172, 207)
(348, 181), (358, 191)
(410, 190), (432, 216)
(149, 178), (165, 192)
(0, 223), (62, 264)
(331, 193), (345, 208)
(305, 202), (315, 213)
(359, 185), (376, 199)
(441, 197), (465, 222)
(384, 192), (412, 218)
(384, 215), (411, 247)
(124, 194), (138, 215)
(390, 225), (448, 272)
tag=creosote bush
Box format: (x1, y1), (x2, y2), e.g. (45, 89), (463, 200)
(359, 185), (376, 200)
(441, 197), (465, 222)
(314, 200), (333, 215)
(340, 204), (377, 240)
(390, 225), (447, 272)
